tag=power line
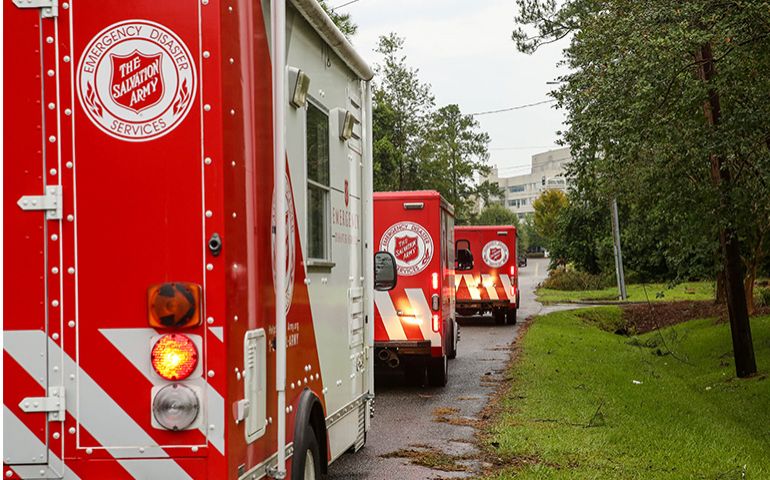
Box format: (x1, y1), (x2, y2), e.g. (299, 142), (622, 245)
(489, 145), (559, 151)
(332, 0), (361, 10)
(469, 99), (556, 116)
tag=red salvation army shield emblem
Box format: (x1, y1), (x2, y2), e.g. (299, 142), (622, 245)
(394, 235), (419, 263)
(109, 50), (164, 114)
(380, 221), (434, 276)
(482, 240), (510, 268)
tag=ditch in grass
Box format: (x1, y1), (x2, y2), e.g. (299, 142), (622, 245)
(536, 281), (714, 304)
(482, 307), (770, 479)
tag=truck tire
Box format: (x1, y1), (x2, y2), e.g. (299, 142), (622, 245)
(292, 424), (321, 480)
(447, 323), (458, 359)
(506, 307), (517, 325)
(493, 309), (506, 325)
(427, 355), (448, 387)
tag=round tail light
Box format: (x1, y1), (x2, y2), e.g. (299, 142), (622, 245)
(152, 383), (199, 430)
(151, 334), (198, 381)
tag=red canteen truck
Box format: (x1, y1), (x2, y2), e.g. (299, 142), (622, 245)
(4, 0), (396, 479)
(454, 226), (520, 325)
(373, 191), (458, 386)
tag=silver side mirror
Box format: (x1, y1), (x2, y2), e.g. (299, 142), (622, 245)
(374, 251), (397, 291)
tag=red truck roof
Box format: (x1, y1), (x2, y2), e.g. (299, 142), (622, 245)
(374, 190), (455, 215)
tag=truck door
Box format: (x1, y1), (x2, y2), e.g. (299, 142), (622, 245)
(68, 0), (207, 458)
(4, 4), (59, 475)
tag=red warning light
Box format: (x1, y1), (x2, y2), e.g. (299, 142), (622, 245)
(151, 334), (199, 381)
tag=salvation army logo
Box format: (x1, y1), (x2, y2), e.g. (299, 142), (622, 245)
(380, 222), (433, 276)
(271, 173), (296, 314)
(77, 20), (196, 142)
(482, 240), (509, 268)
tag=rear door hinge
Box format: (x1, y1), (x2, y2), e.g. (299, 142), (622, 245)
(17, 185), (62, 220)
(19, 386), (66, 422)
(12, 0), (58, 18)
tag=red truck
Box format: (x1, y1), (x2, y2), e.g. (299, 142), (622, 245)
(4, 1), (392, 478)
(373, 191), (458, 386)
(454, 226), (520, 325)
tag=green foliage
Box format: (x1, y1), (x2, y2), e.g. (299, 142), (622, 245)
(512, 0), (770, 302)
(316, 0), (358, 38)
(757, 288), (770, 308)
(536, 281), (715, 304)
(484, 308), (770, 479)
(521, 214), (544, 252)
(539, 267), (614, 291)
(475, 203), (519, 228)
(372, 34), (493, 223)
(531, 189), (567, 250)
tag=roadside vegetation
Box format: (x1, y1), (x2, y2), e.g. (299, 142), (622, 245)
(483, 308), (770, 479)
(536, 281), (715, 304)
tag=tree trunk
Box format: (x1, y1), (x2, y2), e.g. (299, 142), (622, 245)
(715, 270), (726, 305)
(697, 42), (756, 378)
(744, 266), (756, 315)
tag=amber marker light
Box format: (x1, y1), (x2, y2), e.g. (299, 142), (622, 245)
(151, 334), (199, 381)
(148, 282), (202, 328)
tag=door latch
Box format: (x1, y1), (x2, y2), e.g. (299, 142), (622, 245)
(12, 0), (57, 18)
(19, 386), (66, 422)
(17, 185), (62, 220)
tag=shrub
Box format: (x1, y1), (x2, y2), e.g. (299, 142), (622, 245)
(540, 267), (615, 291)
(757, 288), (770, 308)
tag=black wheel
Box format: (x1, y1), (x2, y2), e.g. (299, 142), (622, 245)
(447, 322), (458, 359)
(292, 424), (321, 480)
(493, 309), (506, 325)
(427, 355), (448, 387)
(404, 359), (427, 386)
(506, 308), (518, 325)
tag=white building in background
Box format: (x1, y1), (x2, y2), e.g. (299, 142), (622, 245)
(486, 147), (572, 220)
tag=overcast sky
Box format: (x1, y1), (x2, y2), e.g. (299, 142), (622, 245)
(339, 0), (569, 178)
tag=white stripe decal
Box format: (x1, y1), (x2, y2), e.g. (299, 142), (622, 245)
(454, 274), (462, 289)
(480, 274), (499, 300)
(374, 291), (406, 340)
(500, 274), (515, 302)
(99, 328), (224, 454)
(462, 274), (481, 300)
(209, 326), (223, 342)
(405, 289), (441, 345)
(5, 406), (81, 480)
(5, 330), (193, 478)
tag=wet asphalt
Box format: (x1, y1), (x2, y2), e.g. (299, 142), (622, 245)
(328, 258), (557, 480)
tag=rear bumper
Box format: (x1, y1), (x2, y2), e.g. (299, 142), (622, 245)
(375, 340), (431, 356)
(456, 299), (512, 310)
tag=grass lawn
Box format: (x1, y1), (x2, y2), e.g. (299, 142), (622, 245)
(536, 281), (715, 304)
(484, 307), (770, 479)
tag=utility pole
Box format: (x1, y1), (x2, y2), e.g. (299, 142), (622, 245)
(696, 41), (756, 377)
(610, 198), (627, 301)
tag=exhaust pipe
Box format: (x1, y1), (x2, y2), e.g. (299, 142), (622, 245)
(377, 349), (400, 368)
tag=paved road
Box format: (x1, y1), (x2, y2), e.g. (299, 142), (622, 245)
(328, 258), (552, 480)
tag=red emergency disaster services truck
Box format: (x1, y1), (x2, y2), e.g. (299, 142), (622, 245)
(454, 226), (520, 325)
(4, 0), (399, 479)
(373, 191), (458, 387)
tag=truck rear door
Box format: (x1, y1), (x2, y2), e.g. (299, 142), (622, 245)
(4, 4), (57, 476)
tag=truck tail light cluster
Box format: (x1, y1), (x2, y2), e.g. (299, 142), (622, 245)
(147, 282), (203, 432)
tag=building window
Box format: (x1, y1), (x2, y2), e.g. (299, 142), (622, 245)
(307, 102), (330, 262)
(508, 185), (525, 193)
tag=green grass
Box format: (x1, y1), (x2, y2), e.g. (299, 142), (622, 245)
(484, 307), (770, 479)
(536, 281), (715, 304)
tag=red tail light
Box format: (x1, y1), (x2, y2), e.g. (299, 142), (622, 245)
(431, 272), (438, 290)
(432, 314), (440, 333)
(510, 265), (515, 276)
(151, 334), (199, 381)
